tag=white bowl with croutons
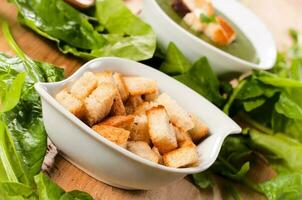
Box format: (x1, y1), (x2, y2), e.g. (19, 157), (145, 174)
(35, 57), (241, 190)
(140, 0), (276, 74)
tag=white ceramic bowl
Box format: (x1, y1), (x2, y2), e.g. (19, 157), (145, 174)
(35, 57), (241, 190)
(140, 0), (277, 74)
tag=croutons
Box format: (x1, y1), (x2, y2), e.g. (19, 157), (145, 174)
(143, 89), (158, 102)
(110, 92), (126, 116)
(84, 83), (117, 125)
(124, 77), (157, 96)
(70, 72), (97, 100)
(152, 146), (163, 164)
(183, 11), (206, 32)
(92, 125), (130, 148)
(55, 70), (208, 169)
(55, 89), (84, 118)
(204, 16), (236, 46)
(174, 126), (195, 147)
(156, 93), (194, 132)
(189, 113), (209, 143)
(95, 71), (113, 84)
(125, 95), (144, 114)
(146, 106), (177, 154)
(113, 73), (129, 101)
(99, 115), (134, 131)
(172, 0), (235, 46)
(127, 141), (158, 163)
(134, 101), (159, 115)
(163, 146), (199, 168)
(95, 71), (126, 116)
(130, 114), (150, 143)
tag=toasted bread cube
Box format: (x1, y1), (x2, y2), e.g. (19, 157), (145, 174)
(163, 146), (199, 168)
(124, 77), (157, 96)
(156, 93), (194, 132)
(92, 125), (130, 147)
(56, 89), (84, 118)
(95, 72), (126, 116)
(134, 101), (159, 115)
(95, 71), (113, 84)
(152, 146), (163, 164)
(143, 89), (158, 102)
(183, 12), (206, 32)
(113, 73), (129, 101)
(127, 141), (159, 163)
(174, 126), (195, 147)
(70, 72), (98, 100)
(84, 83), (117, 125)
(204, 16), (236, 46)
(189, 113), (209, 143)
(110, 92), (126, 116)
(99, 115), (134, 131)
(146, 106), (177, 154)
(125, 95), (144, 114)
(130, 114), (150, 143)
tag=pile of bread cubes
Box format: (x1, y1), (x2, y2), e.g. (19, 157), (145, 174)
(55, 71), (208, 168)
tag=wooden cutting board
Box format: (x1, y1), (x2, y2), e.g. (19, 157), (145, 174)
(0, 0), (302, 199)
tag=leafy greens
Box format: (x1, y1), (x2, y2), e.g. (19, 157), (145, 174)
(158, 31), (302, 200)
(0, 22), (91, 199)
(11, 0), (156, 61)
(160, 42), (225, 107)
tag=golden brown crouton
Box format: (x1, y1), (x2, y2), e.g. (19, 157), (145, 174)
(124, 77), (157, 96)
(95, 71), (113, 84)
(143, 89), (158, 102)
(70, 72), (98, 100)
(163, 146), (199, 168)
(204, 16), (236, 46)
(113, 73), (129, 101)
(146, 106), (177, 154)
(95, 71), (126, 116)
(183, 12), (206, 32)
(189, 113), (209, 143)
(152, 146), (163, 164)
(174, 126), (195, 147)
(124, 95), (144, 114)
(127, 141), (159, 163)
(110, 92), (126, 116)
(84, 83), (117, 126)
(92, 125), (130, 148)
(55, 89), (84, 118)
(99, 115), (134, 131)
(130, 114), (150, 143)
(133, 101), (159, 115)
(156, 93), (194, 132)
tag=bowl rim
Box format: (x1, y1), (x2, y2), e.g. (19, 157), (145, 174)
(35, 57), (241, 174)
(143, 0), (277, 70)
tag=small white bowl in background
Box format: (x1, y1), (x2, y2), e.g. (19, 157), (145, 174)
(35, 57), (241, 190)
(140, 0), (277, 74)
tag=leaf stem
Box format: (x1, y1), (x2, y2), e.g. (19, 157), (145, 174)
(223, 80), (247, 115)
(1, 21), (41, 82)
(2, 22), (26, 59)
(239, 113), (274, 135)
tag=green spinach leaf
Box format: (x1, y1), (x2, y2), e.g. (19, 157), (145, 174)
(259, 173), (302, 200)
(12, 0), (156, 61)
(0, 72), (26, 113)
(174, 57), (224, 107)
(0, 22), (92, 200)
(160, 43), (191, 75)
(35, 173), (92, 200)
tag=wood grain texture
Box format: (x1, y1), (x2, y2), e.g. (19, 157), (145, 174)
(0, 0), (301, 199)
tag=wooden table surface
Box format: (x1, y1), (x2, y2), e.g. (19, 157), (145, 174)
(1, 0), (302, 199)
